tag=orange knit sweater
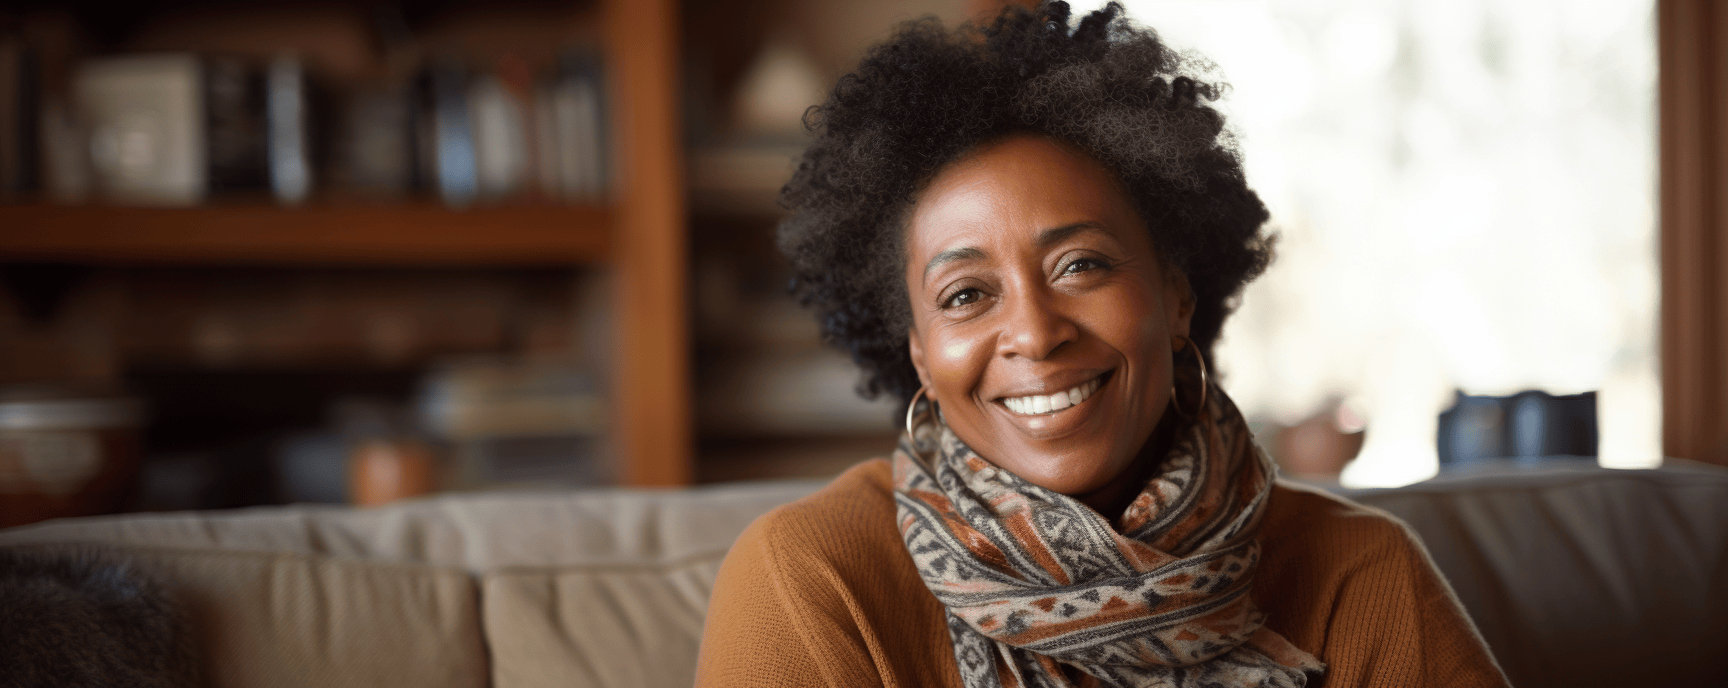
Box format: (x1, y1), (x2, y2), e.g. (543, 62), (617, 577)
(697, 459), (1509, 688)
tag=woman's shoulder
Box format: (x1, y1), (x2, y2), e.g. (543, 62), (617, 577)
(1262, 480), (1422, 557)
(733, 458), (906, 569)
(702, 458), (959, 687)
(1256, 480), (1441, 600)
(754, 457), (896, 526)
(1257, 482), (1511, 687)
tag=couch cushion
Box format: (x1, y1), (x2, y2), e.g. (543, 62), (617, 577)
(1348, 460), (1728, 688)
(461, 482), (827, 688)
(481, 556), (722, 688)
(1, 542), (488, 688)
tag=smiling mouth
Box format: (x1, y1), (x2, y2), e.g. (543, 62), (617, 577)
(1001, 371), (1112, 416)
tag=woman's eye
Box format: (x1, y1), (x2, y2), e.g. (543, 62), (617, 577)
(1063, 257), (1108, 275)
(942, 288), (982, 309)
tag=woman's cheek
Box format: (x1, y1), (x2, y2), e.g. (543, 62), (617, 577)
(931, 336), (984, 400)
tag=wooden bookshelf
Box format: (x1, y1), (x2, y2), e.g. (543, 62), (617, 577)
(0, 204), (611, 265)
(0, 0), (692, 488)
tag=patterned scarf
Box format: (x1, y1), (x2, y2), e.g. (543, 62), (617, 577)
(893, 384), (1324, 688)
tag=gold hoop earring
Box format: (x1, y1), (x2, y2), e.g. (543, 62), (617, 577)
(906, 386), (934, 437)
(1169, 335), (1209, 418)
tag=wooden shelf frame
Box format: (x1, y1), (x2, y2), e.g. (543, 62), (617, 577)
(606, 0), (691, 486)
(0, 204), (611, 266)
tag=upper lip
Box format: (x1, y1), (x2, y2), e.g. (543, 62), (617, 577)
(990, 368), (1112, 400)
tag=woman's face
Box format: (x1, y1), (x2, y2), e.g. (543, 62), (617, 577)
(904, 134), (1193, 502)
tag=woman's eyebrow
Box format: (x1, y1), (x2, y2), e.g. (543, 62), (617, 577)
(924, 246), (987, 277)
(922, 223), (1109, 277)
(1036, 222), (1109, 248)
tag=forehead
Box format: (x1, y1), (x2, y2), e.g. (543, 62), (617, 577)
(905, 135), (1144, 261)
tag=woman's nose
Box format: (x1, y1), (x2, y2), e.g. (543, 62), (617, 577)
(997, 285), (1079, 361)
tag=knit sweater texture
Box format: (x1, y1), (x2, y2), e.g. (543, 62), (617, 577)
(696, 458), (1510, 688)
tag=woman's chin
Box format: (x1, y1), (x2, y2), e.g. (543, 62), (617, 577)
(1003, 457), (1125, 498)
(981, 424), (1144, 499)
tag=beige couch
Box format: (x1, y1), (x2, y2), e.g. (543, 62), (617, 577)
(3, 459), (1725, 688)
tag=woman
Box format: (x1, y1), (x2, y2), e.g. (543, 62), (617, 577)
(697, 4), (1507, 687)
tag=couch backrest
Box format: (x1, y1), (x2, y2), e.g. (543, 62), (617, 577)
(5, 462), (1725, 688)
(0, 481), (824, 688)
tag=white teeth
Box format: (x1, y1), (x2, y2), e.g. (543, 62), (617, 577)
(1048, 391), (1071, 411)
(1003, 377), (1101, 416)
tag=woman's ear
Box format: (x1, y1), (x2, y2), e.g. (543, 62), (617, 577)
(907, 328), (933, 391)
(1166, 271), (1196, 339)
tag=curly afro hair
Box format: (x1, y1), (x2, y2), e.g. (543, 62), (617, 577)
(778, 1), (1273, 417)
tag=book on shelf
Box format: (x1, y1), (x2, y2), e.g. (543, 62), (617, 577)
(470, 68), (529, 201)
(420, 58), (477, 207)
(205, 56), (268, 195)
(0, 37), (41, 202)
(332, 85), (413, 196)
(546, 48), (610, 205)
(75, 54), (207, 206)
(265, 56), (311, 205)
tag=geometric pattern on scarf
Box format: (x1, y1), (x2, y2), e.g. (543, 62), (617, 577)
(893, 384), (1325, 688)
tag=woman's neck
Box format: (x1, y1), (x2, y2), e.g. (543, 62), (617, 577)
(1074, 408), (1181, 525)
